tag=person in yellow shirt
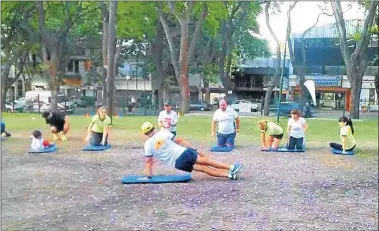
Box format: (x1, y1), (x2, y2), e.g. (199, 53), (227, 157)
(258, 120), (284, 149)
(84, 106), (112, 146)
(329, 116), (356, 152)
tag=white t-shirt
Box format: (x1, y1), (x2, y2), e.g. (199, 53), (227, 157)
(287, 117), (306, 138)
(212, 107), (239, 134)
(144, 130), (186, 167)
(158, 110), (178, 132)
(31, 136), (44, 150)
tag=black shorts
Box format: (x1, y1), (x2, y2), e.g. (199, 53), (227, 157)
(272, 133), (283, 140)
(175, 148), (198, 172)
(51, 122), (64, 132)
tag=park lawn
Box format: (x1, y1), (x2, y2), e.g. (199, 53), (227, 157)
(1, 113), (378, 156)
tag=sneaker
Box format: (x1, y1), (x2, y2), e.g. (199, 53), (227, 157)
(61, 135), (67, 141)
(52, 134), (58, 141)
(231, 164), (242, 175)
(4, 132), (11, 137)
(228, 171), (237, 180)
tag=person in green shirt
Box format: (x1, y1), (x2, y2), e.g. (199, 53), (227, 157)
(258, 120), (284, 149)
(329, 116), (356, 152)
(85, 106), (112, 146)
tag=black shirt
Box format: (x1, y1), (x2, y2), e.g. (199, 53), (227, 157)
(45, 112), (66, 128)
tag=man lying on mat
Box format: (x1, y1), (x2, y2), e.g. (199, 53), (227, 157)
(140, 122), (242, 180)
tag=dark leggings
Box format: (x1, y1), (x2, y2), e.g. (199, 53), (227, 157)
(288, 136), (304, 149)
(90, 131), (108, 146)
(329, 143), (355, 151)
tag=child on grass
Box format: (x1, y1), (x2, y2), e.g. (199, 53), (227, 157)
(30, 130), (53, 151)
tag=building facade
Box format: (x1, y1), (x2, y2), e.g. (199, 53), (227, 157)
(289, 19), (378, 111)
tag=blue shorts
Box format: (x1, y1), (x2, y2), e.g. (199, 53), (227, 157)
(217, 132), (236, 146)
(175, 148), (198, 172)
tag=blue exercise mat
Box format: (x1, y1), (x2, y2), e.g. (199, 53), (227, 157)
(29, 144), (57, 153)
(210, 145), (234, 152)
(331, 148), (355, 155)
(261, 147), (305, 152)
(121, 174), (192, 184)
(82, 144), (111, 151)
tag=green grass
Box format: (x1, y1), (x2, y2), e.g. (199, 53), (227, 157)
(2, 113), (378, 151)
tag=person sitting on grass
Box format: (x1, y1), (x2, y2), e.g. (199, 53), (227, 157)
(30, 130), (54, 151)
(1, 121), (11, 137)
(329, 116), (356, 153)
(41, 111), (70, 141)
(140, 122), (242, 180)
(287, 109), (308, 150)
(211, 99), (240, 148)
(258, 120), (284, 150)
(85, 106), (112, 146)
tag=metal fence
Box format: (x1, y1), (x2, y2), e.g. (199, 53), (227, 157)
(263, 98), (378, 119)
(4, 93), (378, 120)
(4, 93), (93, 115)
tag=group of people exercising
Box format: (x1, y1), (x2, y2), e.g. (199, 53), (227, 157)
(144, 99), (356, 180)
(2, 98), (356, 181)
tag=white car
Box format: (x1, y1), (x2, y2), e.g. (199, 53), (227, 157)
(4, 100), (23, 113)
(231, 100), (261, 112)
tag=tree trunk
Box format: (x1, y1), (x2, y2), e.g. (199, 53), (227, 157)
(106, 1), (117, 122)
(263, 81), (276, 116)
(100, 2), (109, 105)
(349, 70), (363, 119)
(263, 2), (281, 116)
(178, 21), (190, 114)
(375, 72), (379, 96)
(48, 48), (60, 111)
(203, 78), (210, 103)
(1, 83), (8, 111)
(152, 23), (166, 110)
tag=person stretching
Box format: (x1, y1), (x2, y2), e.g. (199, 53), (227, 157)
(258, 120), (283, 149)
(158, 101), (178, 136)
(329, 116), (356, 152)
(287, 109), (308, 149)
(211, 99), (240, 148)
(85, 106), (112, 146)
(41, 111), (70, 141)
(141, 122), (242, 180)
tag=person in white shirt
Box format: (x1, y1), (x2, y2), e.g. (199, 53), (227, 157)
(211, 99), (240, 147)
(30, 130), (52, 151)
(141, 122), (242, 180)
(287, 109), (308, 149)
(158, 101), (178, 136)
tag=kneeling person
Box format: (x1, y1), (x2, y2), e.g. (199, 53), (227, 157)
(85, 106), (112, 146)
(212, 99), (240, 147)
(141, 122), (241, 180)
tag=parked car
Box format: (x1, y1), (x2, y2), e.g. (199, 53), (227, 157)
(189, 101), (211, 111)
(14, 97), (26, 105)
(4, 99), (23, 113)
(24, 91), (75, 113)
(67, 97), (87, 107)
(269, 102), (315, 117)
(231, 100), (261, 112)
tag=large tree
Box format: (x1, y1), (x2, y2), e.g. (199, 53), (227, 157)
(35, 2), (98, 111)
(331, 1), (378, 119)
(157, 1), (208, 114)
(1, 2), (37, 110)
(218, 1), (263, 95)
(286, 2), (333, 111)
(262, 1), (282, 116)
